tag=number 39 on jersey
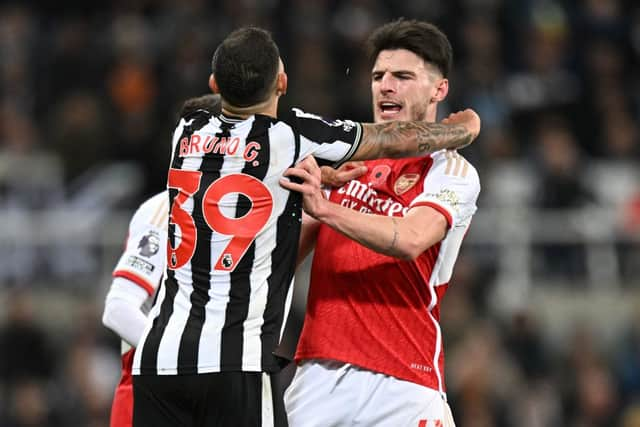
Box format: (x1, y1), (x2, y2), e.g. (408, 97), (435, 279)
(166, 168), (273, 272)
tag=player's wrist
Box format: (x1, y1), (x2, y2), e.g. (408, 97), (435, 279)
(311, 196), (331, 222)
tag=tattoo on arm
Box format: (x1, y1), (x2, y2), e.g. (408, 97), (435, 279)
(360, 121), (473, 159)
(386, 217), (399, 253)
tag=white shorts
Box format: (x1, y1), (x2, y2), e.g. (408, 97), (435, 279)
(284, 360), (456, 427)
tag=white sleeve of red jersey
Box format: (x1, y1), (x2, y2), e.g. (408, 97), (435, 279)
(104, 192), (168, 347)
(410, 150), (480, 228)
(112, 192), (169, 295)
(103, 277), (150, 347)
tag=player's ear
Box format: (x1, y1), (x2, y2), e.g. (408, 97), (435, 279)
(209, 74), (220, 94)
(431, 78), (448, 103)
(275, 57), (287, 96)
(276, 71), (287, 97)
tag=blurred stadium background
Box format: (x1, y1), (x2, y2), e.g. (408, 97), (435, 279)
(1, 0), (639, 426)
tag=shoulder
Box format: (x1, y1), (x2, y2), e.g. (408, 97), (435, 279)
(136, 192), (168, 216)
(429, 150), (480, 184)
(174, 109), (216, 132)
(282, 107), (358, 130)
(130, 192), (169, 231)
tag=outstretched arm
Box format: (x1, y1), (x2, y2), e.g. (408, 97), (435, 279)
(282, 157), (448, 260)
(353, 109), (480, 161)
(297, 162), (368, 263)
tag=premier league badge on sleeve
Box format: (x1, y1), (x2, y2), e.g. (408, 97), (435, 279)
(222, 254), (233, 270)
(138, 231), (161, 258)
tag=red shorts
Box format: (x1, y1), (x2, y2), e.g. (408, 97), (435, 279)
(110, 348), (135, 427)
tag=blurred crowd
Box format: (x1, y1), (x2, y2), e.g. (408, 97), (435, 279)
(0, 0), (639, 426)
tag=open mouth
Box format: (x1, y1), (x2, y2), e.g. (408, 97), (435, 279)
(378, 101), (402, 116)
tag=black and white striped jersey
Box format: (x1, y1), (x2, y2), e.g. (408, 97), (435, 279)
(133, 108), (362, 375)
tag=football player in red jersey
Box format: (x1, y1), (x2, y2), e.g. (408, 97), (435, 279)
(282, 19), (480, 427)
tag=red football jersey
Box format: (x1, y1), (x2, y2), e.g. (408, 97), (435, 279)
(295, 150), (480, 393)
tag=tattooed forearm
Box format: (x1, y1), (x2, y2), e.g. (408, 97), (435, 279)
(360, 121), (473, 159)
(412, 122), (473, 152)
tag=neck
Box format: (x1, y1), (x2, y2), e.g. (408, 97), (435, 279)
(425, 105), (438, 123)
(222, 97), (278, 119)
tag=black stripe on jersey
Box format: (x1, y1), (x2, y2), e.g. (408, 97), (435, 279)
(140, 111), (211, 374)
(176, 119), (231, 374)
(139, 276), (178, 375)
(220, 115), (273, 370)
(261, 128), (302, 371)
(167, 111), (213, 254)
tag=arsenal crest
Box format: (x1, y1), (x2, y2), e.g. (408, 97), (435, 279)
(394, 173), (420, 195)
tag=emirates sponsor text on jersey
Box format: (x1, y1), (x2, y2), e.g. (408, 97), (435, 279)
(337, 179), (409, 216)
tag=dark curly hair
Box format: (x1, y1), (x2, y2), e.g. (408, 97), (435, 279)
(367, 18), (452, 77)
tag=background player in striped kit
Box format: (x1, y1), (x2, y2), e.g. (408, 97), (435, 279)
(101, 94), (221, 427)
(131, 26), (480, 427)
(282, 19), (480, 427)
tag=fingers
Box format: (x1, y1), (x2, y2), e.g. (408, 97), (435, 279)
(320, 166), (338, 187)
(337, 165), (367, 181)
(282, 165), (316, 184)
(339, 161), (365, 171)
(285, 155), (368, 192)
(279, 172), (308, 192)
(441, 109), (481, 139)
(280, 159), (321, 193)
(441, 112), (457, 125)
(321, 161), (368, 187)
(282, 156), (331, 218)
(461, 108), (480, 138)
(442, 110), (464, 123)
(297, 155), (321, 174)
(279, 177), (304, 192)
(321, 165), (367, 187)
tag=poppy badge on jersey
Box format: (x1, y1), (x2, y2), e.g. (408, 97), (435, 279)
(370, 164), (391, 188)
